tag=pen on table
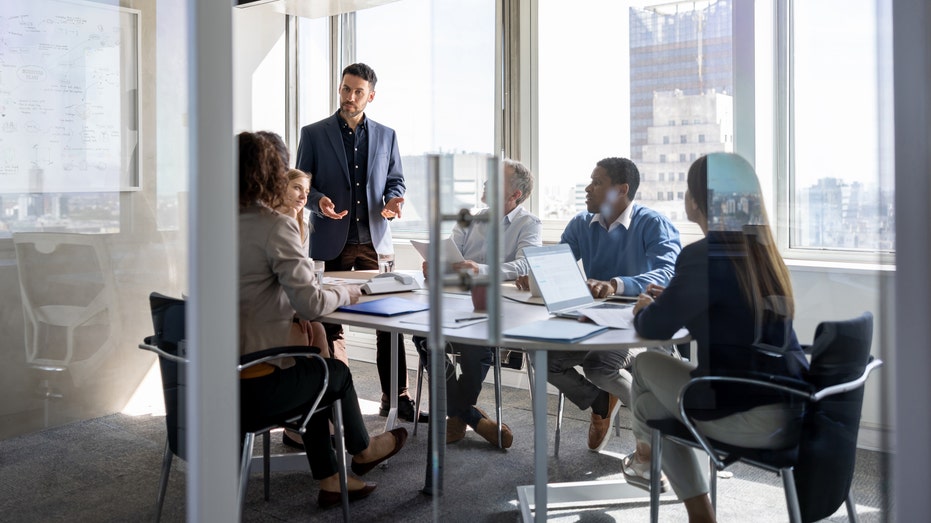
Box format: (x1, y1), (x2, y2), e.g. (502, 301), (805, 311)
(455, 315), (488, 323)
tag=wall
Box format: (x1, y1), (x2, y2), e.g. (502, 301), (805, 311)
(233, 3), (287, 138)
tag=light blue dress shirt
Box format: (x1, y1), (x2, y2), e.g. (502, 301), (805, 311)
(451, 205), (542, 280)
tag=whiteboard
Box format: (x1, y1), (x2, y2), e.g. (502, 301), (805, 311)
(0, 0), (141, 193)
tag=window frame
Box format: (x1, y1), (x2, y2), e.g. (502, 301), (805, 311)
(292, 0), (895, 265)
(774, 0), (894, 267)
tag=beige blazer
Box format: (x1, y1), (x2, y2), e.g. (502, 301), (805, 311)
(239, 204), (350, 356)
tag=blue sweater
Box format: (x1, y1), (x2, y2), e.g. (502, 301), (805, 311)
(560, 204), (681, 296)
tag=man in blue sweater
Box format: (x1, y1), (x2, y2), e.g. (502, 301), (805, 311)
(519, 157), (680, 452)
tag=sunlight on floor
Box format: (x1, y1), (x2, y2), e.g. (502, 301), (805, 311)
(122, 360), (166, 416)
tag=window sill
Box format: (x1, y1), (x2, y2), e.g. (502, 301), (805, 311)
(784, 257), (895, 274)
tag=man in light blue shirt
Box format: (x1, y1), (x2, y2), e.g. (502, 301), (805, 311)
(518, 157), (680, 452)
(416, 159), (542, 448)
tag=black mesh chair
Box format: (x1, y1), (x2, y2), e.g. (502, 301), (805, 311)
(139, 292), (350, 521)
(645, 312), (880, 523)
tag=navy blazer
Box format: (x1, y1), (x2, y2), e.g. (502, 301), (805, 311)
(295, 112), (406, 261)
(634, 234), (809, 417)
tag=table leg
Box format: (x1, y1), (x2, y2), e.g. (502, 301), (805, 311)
(385, 333), (398, 432)
(531, 350), (548, 523)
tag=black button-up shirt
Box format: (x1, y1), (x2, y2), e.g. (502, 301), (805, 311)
(338, 113), (371, 245)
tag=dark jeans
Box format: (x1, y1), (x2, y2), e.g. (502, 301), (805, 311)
(323, 243), (409, 398)
(414, 336), (493, 428)
(240, 358), (368, 479)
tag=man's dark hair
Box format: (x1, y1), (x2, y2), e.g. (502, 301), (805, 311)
(342, 63), (378, 89)
(596, 157), (640, 200)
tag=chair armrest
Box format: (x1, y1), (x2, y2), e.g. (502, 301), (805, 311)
(811, 357), (883, 402)
(238, 345), (322, 369)
(138, 337), (188, 364)
(672, 374), (813, 471)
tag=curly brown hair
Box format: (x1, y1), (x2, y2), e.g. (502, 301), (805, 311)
(238, 131), (286, 209)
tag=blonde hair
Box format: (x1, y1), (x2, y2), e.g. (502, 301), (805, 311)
(282, 168), (311, 244)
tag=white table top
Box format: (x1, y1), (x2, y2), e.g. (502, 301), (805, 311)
(321, 270), (690, 351)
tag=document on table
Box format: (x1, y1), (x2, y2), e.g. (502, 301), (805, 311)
(503, 319), (608, 342)
(399, 311), (489, 328)
(578, 306), (635, 329)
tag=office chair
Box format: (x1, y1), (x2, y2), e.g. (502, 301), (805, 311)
(139, 292), (350, 521)
(13, 232), (121, 424)
(645, 312), (880, 523)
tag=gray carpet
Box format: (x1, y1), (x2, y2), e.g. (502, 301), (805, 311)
(0, 360), (890, 522)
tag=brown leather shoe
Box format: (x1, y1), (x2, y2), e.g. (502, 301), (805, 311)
(474, 407), (513, 449)
(588, 394), (620, 451)
(447, 416), (467, 444)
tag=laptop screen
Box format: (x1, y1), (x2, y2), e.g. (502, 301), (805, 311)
(523, 244), (594, 314)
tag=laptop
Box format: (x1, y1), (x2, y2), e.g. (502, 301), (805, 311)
(522, 244), (631, 319)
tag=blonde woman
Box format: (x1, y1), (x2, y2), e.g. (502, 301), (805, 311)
(276, 168), (312, 252)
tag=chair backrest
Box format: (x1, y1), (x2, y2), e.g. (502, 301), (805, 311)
(12, 232), (120, 386)
(795, 311), (874, 523)
(147, 292), (188, 460)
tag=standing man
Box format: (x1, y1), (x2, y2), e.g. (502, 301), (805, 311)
(295, 63), (426, 423)
(517, 157), (680, 451)
(415, 159), (542, 448)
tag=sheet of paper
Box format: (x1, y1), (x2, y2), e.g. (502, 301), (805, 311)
(579, 306), (635, 329)
(410, 238), (466, 269)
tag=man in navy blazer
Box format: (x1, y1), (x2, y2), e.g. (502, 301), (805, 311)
(295, 63), (426, 423)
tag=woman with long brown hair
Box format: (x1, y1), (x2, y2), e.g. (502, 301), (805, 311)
(621, 153), (808, 522)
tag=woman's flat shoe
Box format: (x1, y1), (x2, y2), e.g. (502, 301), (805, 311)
(350, 427), (408, 476)
(317, 482), (377, 509)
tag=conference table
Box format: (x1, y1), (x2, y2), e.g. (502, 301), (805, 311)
(264, 270), (689, 522)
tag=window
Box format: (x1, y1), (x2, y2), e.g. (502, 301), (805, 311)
(679, 172), (685, 181)
(677, 191), (684, 200)
(787, 0), (893, 255)
(536, 0), (734, 230)
(698, 134), (706, 143)
(354, 0), (495, 237)
(680, 135), (687, 144)
(658, 172), (665, 182)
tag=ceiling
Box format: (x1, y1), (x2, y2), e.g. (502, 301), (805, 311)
(236, 0), (402, 19)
